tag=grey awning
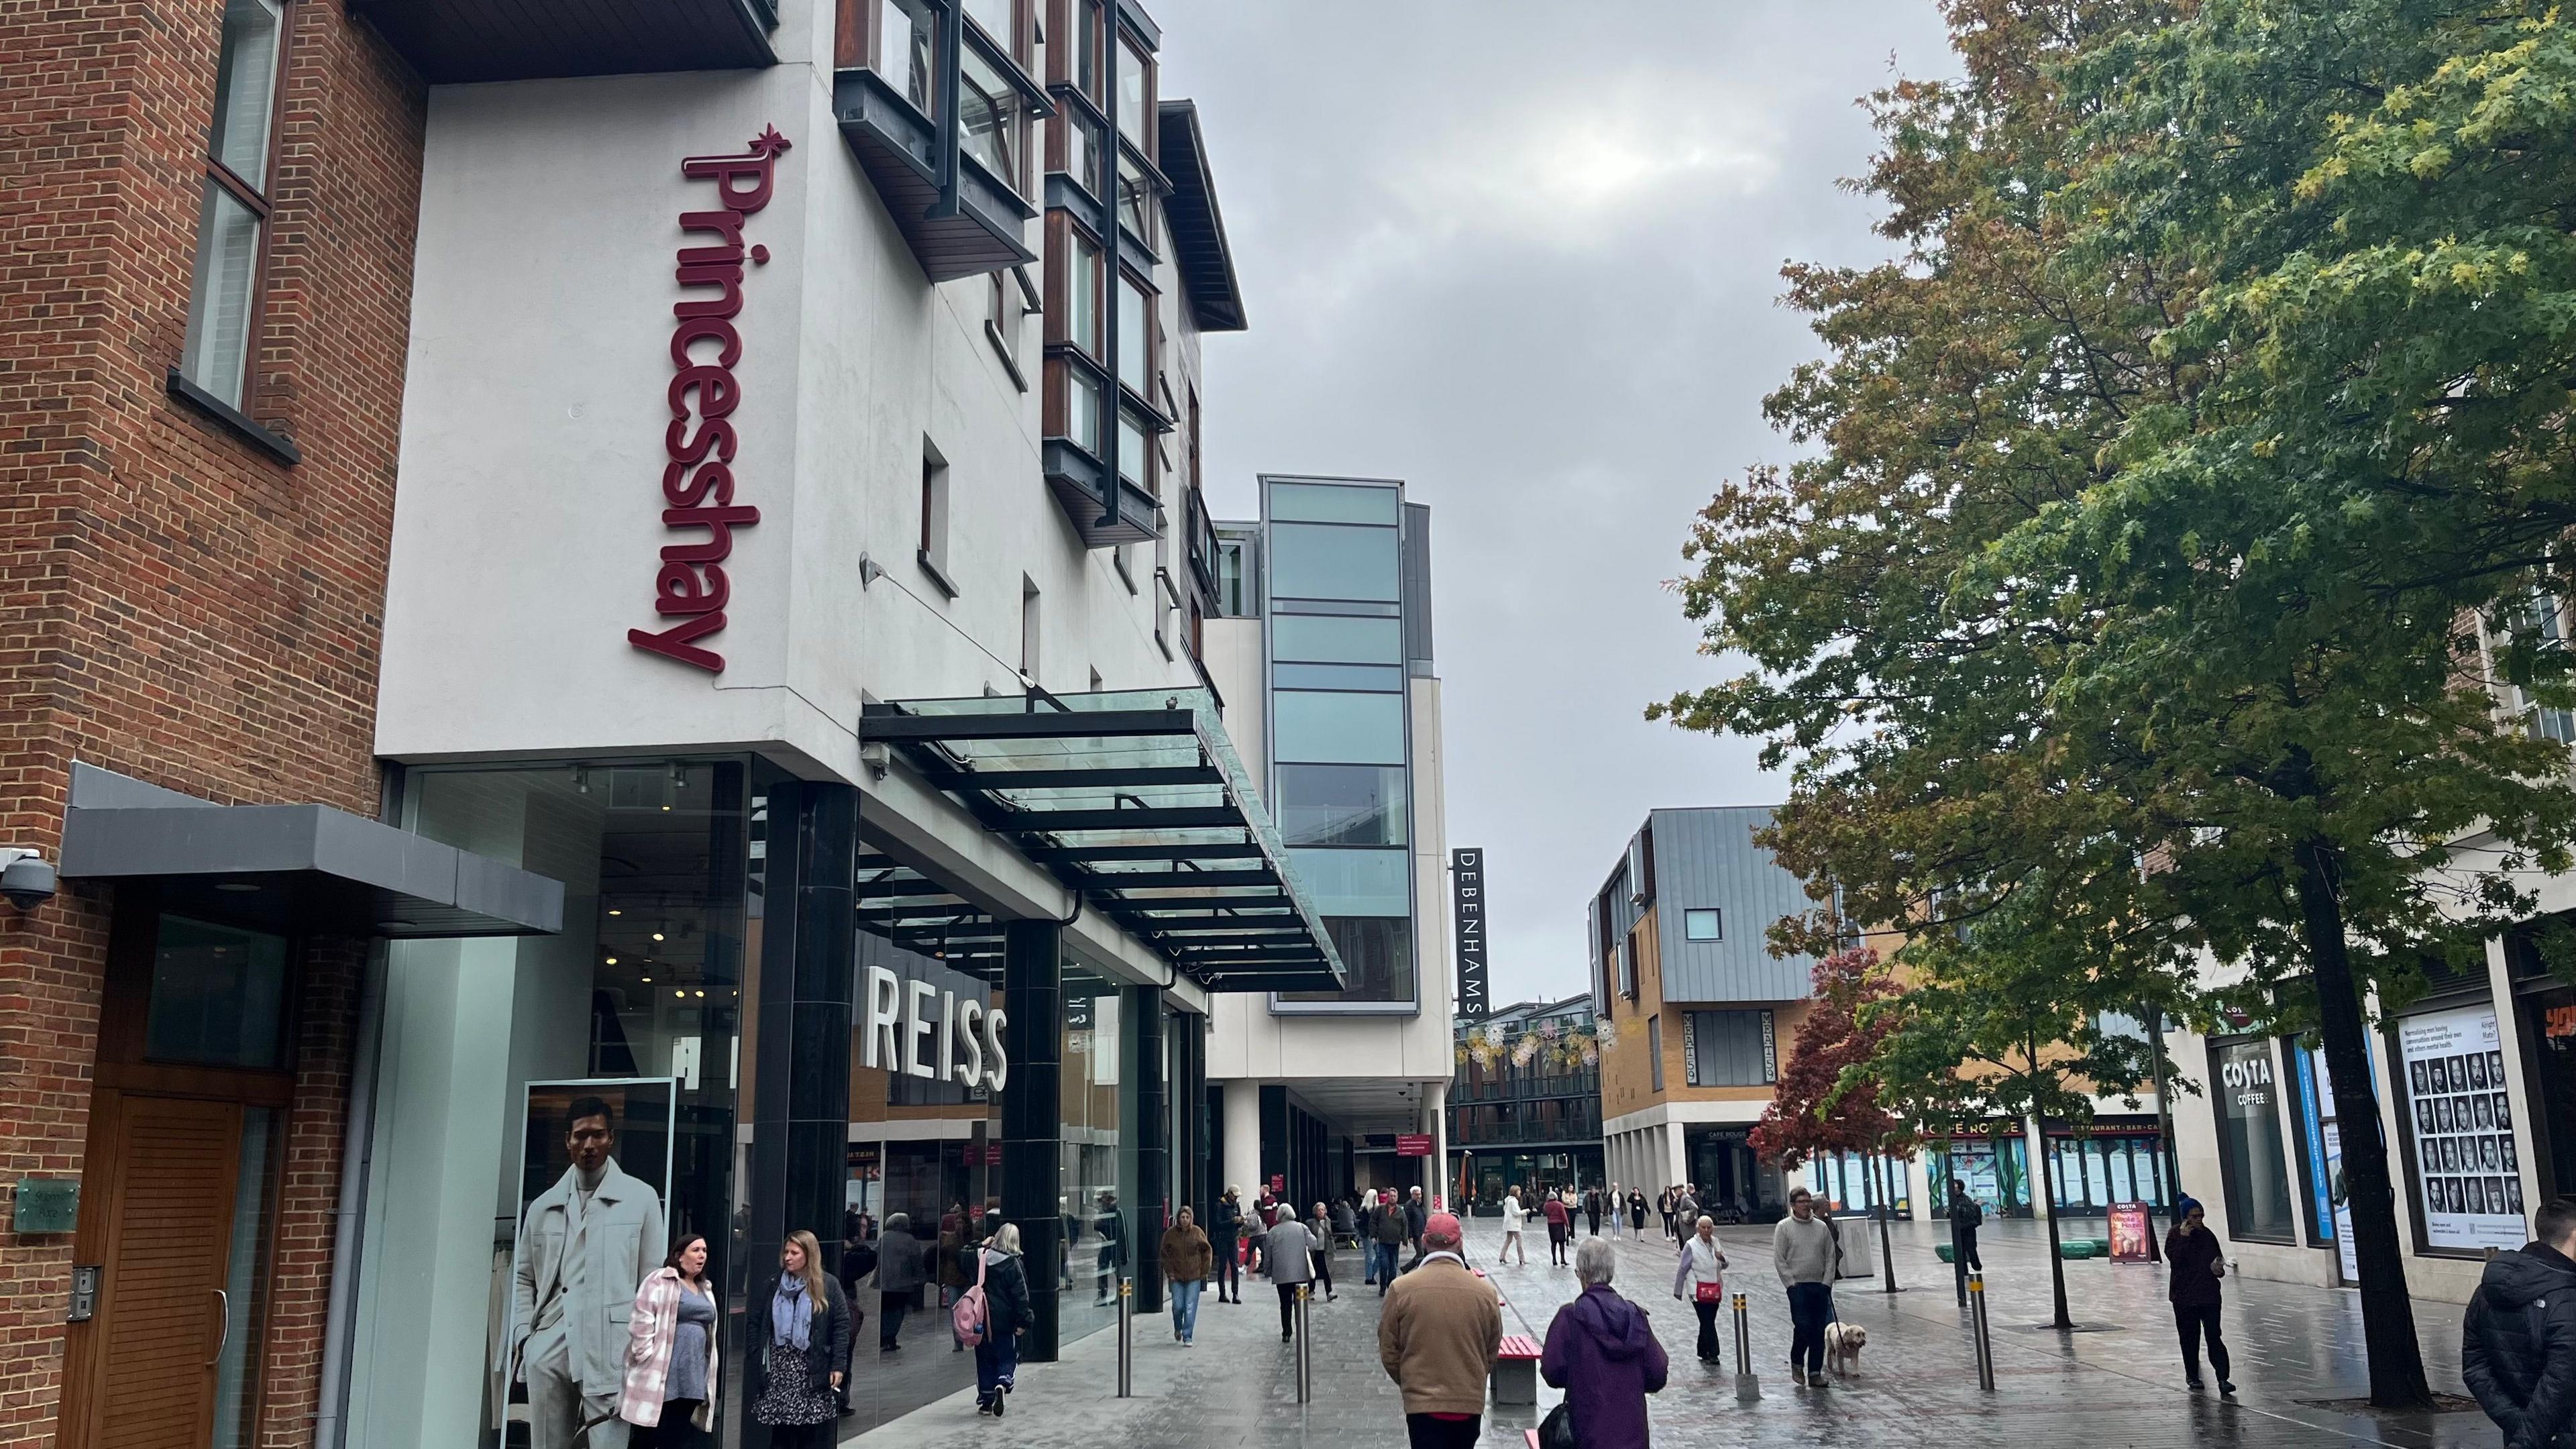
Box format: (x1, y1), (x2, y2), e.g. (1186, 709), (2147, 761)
(60, 766), (561, 938)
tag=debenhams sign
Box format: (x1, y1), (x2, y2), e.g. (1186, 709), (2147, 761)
(860, 965), (1008, 1092)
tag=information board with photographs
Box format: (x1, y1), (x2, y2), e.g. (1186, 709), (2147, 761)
(2398, 1006), (2525, 1252)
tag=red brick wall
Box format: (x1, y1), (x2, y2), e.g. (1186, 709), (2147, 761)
(0, 0), (423, 1440)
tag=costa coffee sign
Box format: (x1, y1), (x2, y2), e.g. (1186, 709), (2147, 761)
(629, 127), (790, 674)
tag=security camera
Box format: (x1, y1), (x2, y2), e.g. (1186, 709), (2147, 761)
(0, 849), (56, 910)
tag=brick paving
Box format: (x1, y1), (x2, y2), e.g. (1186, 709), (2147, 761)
(839, 1218), (2509, 1447)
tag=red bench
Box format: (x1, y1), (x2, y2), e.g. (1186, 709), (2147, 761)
(1492, 1333), (1542, 1405)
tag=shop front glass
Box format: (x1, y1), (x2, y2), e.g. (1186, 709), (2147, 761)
(2522, 983), (2576, 1203)
(347, 759), (750, 1449)
(1059, 967), (1126, 1345)
(2393, 1002), (2525, 1252)
(1927, 1129), (2031, 1218)
(2043, 1128), (2168, 1217)
(1813, 1151), (1913, 1218)
(2211, 1035), (2297, 1242)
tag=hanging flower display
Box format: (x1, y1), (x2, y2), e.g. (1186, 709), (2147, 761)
(1595, 1018), (1618, 1048)
(1511, 1036), (1538, 1067)
(1538, 1018), (1561, 1040)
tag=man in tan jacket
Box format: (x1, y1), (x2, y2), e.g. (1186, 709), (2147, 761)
(1377, 1212), (1502, 1449)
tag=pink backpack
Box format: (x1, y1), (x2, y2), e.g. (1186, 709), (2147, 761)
(952, 1248), (989, 1347)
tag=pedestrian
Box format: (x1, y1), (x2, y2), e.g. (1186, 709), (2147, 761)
(1547, 1236), (1670, 1449)
(1405, 1185), (1429, 1249)
(1606, 1181), (1623, 1238)
(1947, 1181), (1985, 1307)
(1159, 1205), (1213, 1346)
(2164, 1196), (2236, 1395)
(1542, 1186), (1572, 1266)
(1772, 1186), (1840, 1388)
(1499, 1188), (1529, 1266)
(872, 1212), (924, 1352)
(751, 1230), (850, 1447)
(1629, 1187), (1649, 1237)
(1093, 1190), (1127, 1304)
(1263, 1205), (1319, 1341)
(619, 1232), (720, 1448)
(1212, 1187), (1244, 1304)
(971, 1222), (1031, 1416)
(1308, 1201), (1340, 1301)
(1672, 1186), (1699, 1246)
(1333, 1195), (1359, 1248)
(936, 1202), (969, 1351)
(1672, 1214), (1731, 1365)
(1377, 1213), (1502, 1449)
(1373, 1191), (1411, 1294)
(1658, 1187), (1678, 1240)
(2465, 1197), (2576, 1444)
(1584, 1185), (1604, 1237)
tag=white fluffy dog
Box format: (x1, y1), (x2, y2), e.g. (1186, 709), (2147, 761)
(1823, 1320), (1868, 1378)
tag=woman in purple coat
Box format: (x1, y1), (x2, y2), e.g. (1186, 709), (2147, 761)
(1540, 1238), (1670, 1448)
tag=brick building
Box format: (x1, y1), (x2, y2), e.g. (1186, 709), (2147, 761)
(0, 3), (551, 1448)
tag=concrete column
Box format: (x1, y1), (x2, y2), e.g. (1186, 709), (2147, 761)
(1222, 1079), (1262, 1202)
(1662, 1121), (1688, 1194)
(1428, 1081), (1451, 1210)
(2025, 1115), (2052, 1220)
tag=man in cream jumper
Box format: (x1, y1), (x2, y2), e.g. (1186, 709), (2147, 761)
(1772, 1186), (1841, 1388)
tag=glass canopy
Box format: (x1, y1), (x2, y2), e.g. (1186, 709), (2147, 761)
(859, 688), (1347, 991)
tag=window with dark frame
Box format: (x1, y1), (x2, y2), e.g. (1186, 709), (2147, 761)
(918, 440), (953, 594)
(1683, 908), (1722, 942)
(179, 0), (290, 413)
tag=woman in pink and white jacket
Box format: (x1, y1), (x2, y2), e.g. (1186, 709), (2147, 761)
(620, 1232), (720, 1446)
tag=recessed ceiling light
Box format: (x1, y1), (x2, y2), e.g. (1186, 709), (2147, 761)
(216, 881), (260, 893)
(641, 975), (653, 983)
(675, 989), (686, 998)
(608, 909), (623, 916)
(652, 932), (666, 942)
(605, 957), (619, 965)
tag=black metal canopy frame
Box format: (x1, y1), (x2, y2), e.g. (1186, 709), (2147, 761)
(858, 689), (1345, 992)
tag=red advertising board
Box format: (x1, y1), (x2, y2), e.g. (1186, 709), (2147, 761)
(1269, 1173), (1286, 1193)
(2108, 1201), (2155, 1262)
(1396, 1134), (1434, 1157)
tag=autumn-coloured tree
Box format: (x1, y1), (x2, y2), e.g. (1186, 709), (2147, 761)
(1750, 947), (1919, 1292)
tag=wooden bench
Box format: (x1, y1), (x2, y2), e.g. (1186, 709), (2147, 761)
(1491, 1333), (1542, 1405)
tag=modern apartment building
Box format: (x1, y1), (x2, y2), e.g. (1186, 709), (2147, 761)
(1199, 476), (1460, 1212)
(1450, 995), (1605, 1204)
(0, 2), (1370, 1447)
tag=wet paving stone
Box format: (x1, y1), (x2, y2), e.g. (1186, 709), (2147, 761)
(837, 1220), (2508, 1448)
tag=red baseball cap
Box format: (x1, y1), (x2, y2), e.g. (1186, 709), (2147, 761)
(1425, 1212), (1463, 1244)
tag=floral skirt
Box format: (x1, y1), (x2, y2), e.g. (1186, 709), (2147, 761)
(753, 1344), (839, 1428)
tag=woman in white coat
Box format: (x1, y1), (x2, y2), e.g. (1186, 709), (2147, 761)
(1499, 1189), (1529, 1265)
(1671, 1216), (1731, 1366)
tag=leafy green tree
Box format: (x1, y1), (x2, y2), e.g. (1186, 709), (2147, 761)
(1748, 947), (1919, 1291)
(1658, 0), (2576, 1407)
(1861, 878), (2186, 1330)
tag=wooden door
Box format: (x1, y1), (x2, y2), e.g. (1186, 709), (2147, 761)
(67, 1091), (246, 1449)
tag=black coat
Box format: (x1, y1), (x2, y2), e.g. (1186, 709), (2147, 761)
(981, 1248), (1032, 1336)
(2163, 1224), (2224, 1307)
(2465, 1242), (2576, 1449)
(753, 1273), (853, 1394)
(1211, 1197), (1242, 1242)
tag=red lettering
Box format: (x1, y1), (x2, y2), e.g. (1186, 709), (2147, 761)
(678, 209), (746, 248)
(660, 504), (760, 564)
(681, 154), (778, 213)
(657, 560), (731, 616)
(663, 461), (735, 508)
(672, 317), (742, 370)
(665, 417), (737, 466)
(668, 365), (739, 421)
(674, 264), (744, 319)
(631, 614), (728, 672)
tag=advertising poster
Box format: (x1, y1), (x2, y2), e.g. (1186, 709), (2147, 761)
(2397, 1006), (2526, 1252)
(2108, 1201), (2154, 1262)
(499, 1078), (676, 1449)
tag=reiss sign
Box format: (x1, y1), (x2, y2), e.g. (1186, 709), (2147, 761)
(630, 127), (791, 674)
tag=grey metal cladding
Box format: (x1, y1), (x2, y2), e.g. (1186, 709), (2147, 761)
(1401, 502), (1434, 674)
(1647, 806), (1815, 1003)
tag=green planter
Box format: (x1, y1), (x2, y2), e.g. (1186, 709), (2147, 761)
(2087, 1238), (2111, 1257)
(1935, 1244), (1957, 1264)
(2059, 1240), (2094, 1260)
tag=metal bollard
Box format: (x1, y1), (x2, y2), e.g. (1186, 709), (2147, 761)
(1968, 1271), (1995, 1392)
(1295, 1283), (1313, 1403)
(1731, 1293), (1760, 1401)
(1116, 1277), (1134, 1397)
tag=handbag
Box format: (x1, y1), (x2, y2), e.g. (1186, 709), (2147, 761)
(1538, 1400), (1578, 1449)
(1695, 1279), (1725, 1305)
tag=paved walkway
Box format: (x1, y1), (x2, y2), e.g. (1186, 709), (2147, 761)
(839, 1218), (2508, 1447)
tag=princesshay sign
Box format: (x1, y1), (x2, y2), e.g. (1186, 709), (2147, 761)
(630, 126), (791, 674)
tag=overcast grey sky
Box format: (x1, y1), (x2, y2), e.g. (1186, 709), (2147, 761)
(1155, 3), (1960, 1007)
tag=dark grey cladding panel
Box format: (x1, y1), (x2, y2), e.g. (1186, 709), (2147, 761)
(1647, 806), (1817, 1004)
(1402, 502), (1434, 674)
(60, 800), (564, 937)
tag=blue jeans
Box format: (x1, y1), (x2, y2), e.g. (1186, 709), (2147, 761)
(1171, 1279), (1203, 1341)
(1370, 1242), (1398, 1290)
(1787, 1281), (1835, 1375)
(975, 1330), (1018, 1403)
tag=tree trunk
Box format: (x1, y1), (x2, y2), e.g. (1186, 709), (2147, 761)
(2294, 832), (2432, 1409)
(2032, 1110), (2072, 1330)
(1873, 1144), (1899, 1293)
